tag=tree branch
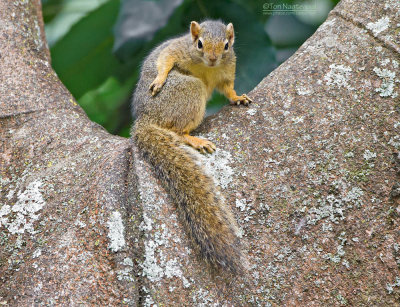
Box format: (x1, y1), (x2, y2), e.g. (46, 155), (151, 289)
(1, 0), (399, 305)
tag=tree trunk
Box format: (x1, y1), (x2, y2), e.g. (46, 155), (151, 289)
(1, 0), (399, 305)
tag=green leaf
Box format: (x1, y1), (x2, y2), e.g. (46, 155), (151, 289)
(78, 75), (135, 136)
(44, 0), (110, 46)
(50, 0), (121, 99)
(41, 0), (64, 23)
(113, 0), (184, 61)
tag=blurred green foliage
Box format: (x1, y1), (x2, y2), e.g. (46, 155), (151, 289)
(42, 0), (339, 137)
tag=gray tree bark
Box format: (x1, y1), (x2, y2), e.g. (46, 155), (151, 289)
(1, 0), (399, 305)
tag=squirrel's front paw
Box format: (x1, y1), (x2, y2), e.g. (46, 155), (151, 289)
(230, 94), (253, 106)
(149, 78), (165, 96)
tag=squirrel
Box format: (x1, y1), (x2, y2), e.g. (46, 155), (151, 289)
(131, 20), (252, 274)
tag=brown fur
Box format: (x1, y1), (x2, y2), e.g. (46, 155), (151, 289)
(132, 20), (251, 274)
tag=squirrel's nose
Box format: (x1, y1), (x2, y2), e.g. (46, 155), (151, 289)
(209, 55), (217, 62)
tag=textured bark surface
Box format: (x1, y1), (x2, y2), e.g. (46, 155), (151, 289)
(1, 0), (400, 305)
(0, 0), (138, 305)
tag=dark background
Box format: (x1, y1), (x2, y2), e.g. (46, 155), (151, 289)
(41, 0), (340, 137)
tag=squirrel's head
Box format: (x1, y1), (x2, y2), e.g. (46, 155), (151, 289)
(190, 20), (235, 67)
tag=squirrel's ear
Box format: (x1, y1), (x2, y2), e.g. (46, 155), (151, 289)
(226, 23), (235, 45)
(190, 21), (201, 41)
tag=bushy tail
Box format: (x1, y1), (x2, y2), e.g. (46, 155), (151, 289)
(133, 120), (243, 274)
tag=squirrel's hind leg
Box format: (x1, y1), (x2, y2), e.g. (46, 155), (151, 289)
(181, 134), (216, 154)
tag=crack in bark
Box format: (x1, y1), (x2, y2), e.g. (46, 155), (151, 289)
(331, 10), (400, 58)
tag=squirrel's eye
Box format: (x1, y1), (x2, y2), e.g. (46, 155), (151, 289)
(224, 42), (229, 50)
(197, 40), (203, 49)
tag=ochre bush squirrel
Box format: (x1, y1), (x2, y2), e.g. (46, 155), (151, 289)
(132, 20), (252, 274)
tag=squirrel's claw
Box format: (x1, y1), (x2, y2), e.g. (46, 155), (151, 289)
(204, 141), (216, 153)
(183, 135), (216, 154)
(149, 79), (165, 96)
(230, 94), (253, 106)
(198, 140), (216, 154)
